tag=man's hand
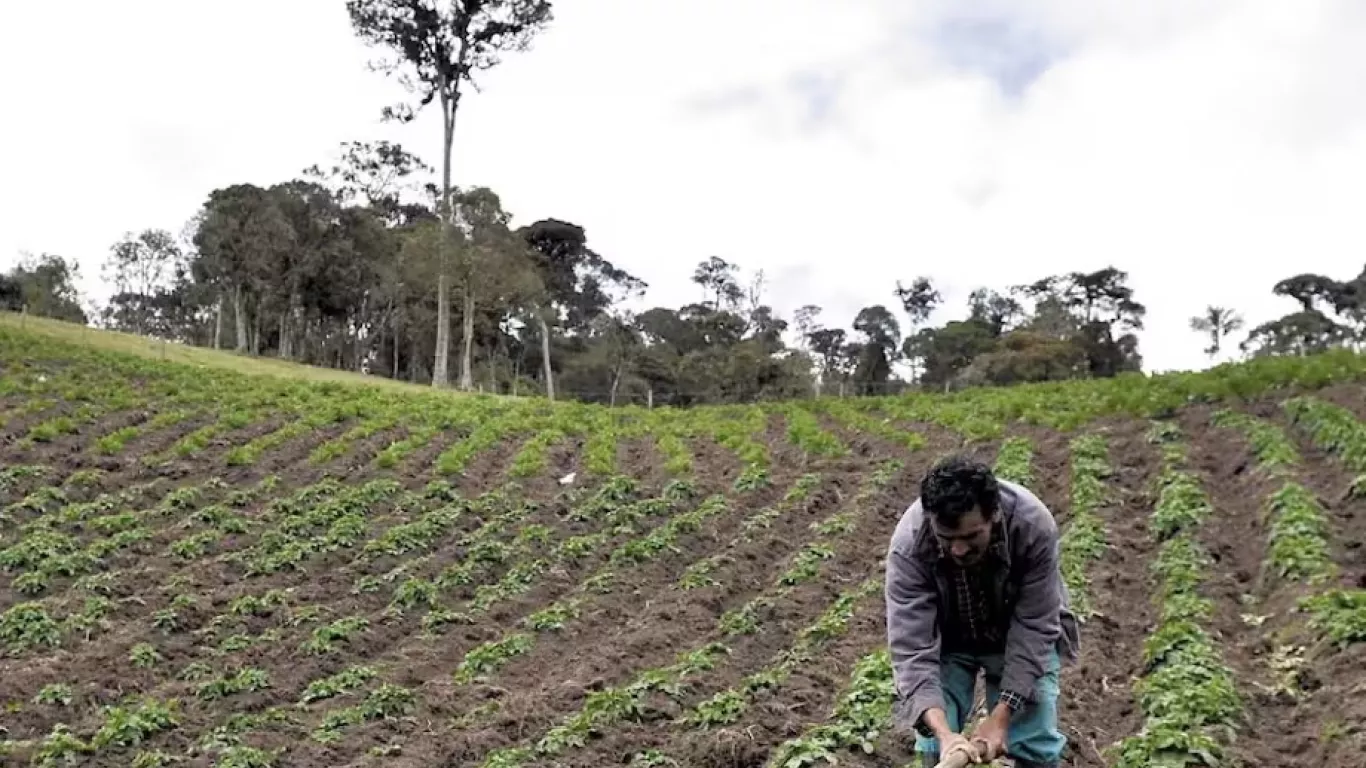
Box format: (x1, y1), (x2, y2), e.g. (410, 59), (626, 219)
(923, 708), (983, 764)
(969, 703), (1010, 761)
(939, 733), (983, 764)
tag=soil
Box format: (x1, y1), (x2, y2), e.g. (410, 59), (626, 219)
(1, 391), (1364, 768)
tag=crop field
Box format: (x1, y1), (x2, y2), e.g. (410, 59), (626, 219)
(0, 327), (1364, 768)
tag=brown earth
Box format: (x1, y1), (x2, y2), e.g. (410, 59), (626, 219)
(2, 389), (1364, 768)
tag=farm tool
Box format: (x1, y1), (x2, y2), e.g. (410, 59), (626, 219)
(928, 748), (1003, 768)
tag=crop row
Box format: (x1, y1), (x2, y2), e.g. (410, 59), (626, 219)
(475, 458), (905, 767)
(1109, 424), (1240, 767)
(0, 475), (678, 762)
(1278, 399), (1366, 649)
(10, 327), (1366, 466)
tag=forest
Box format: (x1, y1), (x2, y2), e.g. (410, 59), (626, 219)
(6, 191), (1364, 408)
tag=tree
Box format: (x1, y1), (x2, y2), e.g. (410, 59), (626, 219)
(447, 186), (540, 391)
(792, 304), (821, 347)
(303, 140), (433, 221)
(1061, 267), (1146, 330)
(101, 229), (181, 335)
(348, 0), (555, 387)
(191, 184), (296, 353)
(958, 329), (1086, 387)
(851, 305), (900, 394)
(1272, 274), (1344, 314)
(692, 256), (743, 311)
(0, 274), (23, 311)
(5, 254), (88, 324)
(894, 277), (941, 382)
(1241, 311), (1352, 357)
(520, 218), (645, 335)
(1189, 306), (1244, 359)
(1007, 267), (1144, 379)
(588, 309), (641, 405)
(894, 277), (941, 328)
(912, 320), (997, 389)
(967, 288), (1023, 336)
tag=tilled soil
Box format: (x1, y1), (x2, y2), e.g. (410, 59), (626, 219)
(2, 390), (1365, 768)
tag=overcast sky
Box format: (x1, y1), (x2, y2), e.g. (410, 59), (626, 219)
(4, 0), (1366, 374)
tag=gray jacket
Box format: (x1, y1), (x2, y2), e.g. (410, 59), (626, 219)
(884, 479), (1080, 731)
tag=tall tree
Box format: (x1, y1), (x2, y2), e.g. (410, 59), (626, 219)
(1241, 311), (1352, 357)
(1272, 274), (1344, 314)
(5, 254), (88, 324)
(910, 320), (997, 389)
(1009, 267), (1144, 378)
(447, 186), (538, 390)
(1061, 267), (1146, 330)
(519, 218), (645, 334)
(894, 277), (941, 382)
(692, 256), (743, 310)
(190, 184), (295, 352)
(348, 0), (555, 387)
(851, 305), (900, 394)
(894, 277), (941, 328)
(1189, 306), (1244, 359)
(101, 229), (181, 335)
(303, 140), (433, 228)
(792, 304), (822, 348)
(966, 288), (1023, 336)
(588, 309), (640, 405)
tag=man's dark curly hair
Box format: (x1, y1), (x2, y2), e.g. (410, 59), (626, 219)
(920, 454), (999, 527)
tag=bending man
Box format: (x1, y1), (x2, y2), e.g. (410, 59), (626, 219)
(885, 455), (1079, 767)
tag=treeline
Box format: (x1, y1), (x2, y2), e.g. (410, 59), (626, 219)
(5, 139), (1361, 406)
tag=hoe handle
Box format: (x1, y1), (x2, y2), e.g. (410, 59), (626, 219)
(931, 751), (976, 768)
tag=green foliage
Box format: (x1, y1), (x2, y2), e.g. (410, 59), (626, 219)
(1299, 589), (1366, 647)
(766, 650), (894, 767)
(1060, 435), (1110, 619)
(1264, 482), (1335, 584)
(1110, 435), (1241, 768)
(1210, 409), (1299, 473)
(992, 436), (1034, 485)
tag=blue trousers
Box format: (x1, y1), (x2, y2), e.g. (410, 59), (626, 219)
(913, 650), (1065, 765)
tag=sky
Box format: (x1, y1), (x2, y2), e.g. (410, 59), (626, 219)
(4, 0), (1366, 374)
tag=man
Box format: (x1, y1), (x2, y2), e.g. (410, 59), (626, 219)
(885, 454), (1079, 768)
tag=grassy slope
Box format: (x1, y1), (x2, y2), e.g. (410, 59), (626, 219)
(0, 312), (455, 397)
(7, 309), (1366, 427)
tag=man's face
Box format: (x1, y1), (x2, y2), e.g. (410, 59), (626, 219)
(931, 506), (993, 566)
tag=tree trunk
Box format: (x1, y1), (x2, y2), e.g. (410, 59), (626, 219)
(391, 303), (400, 379)
(610, 363), (622, 406)
(213, 294), (224, 350)
(459, 281), (475, 390)
(354, 297), (367, 373)
(538, 314), (555, 401)
(232, 285), (247, 353)
(251, 308), (261, 356)
(278, 309), (290, 359)
(410, 332), (421, 383)
(432, 88), (460, 389)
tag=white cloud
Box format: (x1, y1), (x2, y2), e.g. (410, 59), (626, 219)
(3, 0), (1365, 374)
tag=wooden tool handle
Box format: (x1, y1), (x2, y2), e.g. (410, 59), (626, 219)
(931, 749), (976, 768)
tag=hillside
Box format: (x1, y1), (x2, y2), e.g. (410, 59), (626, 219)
(0, 325), (1363, 768)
